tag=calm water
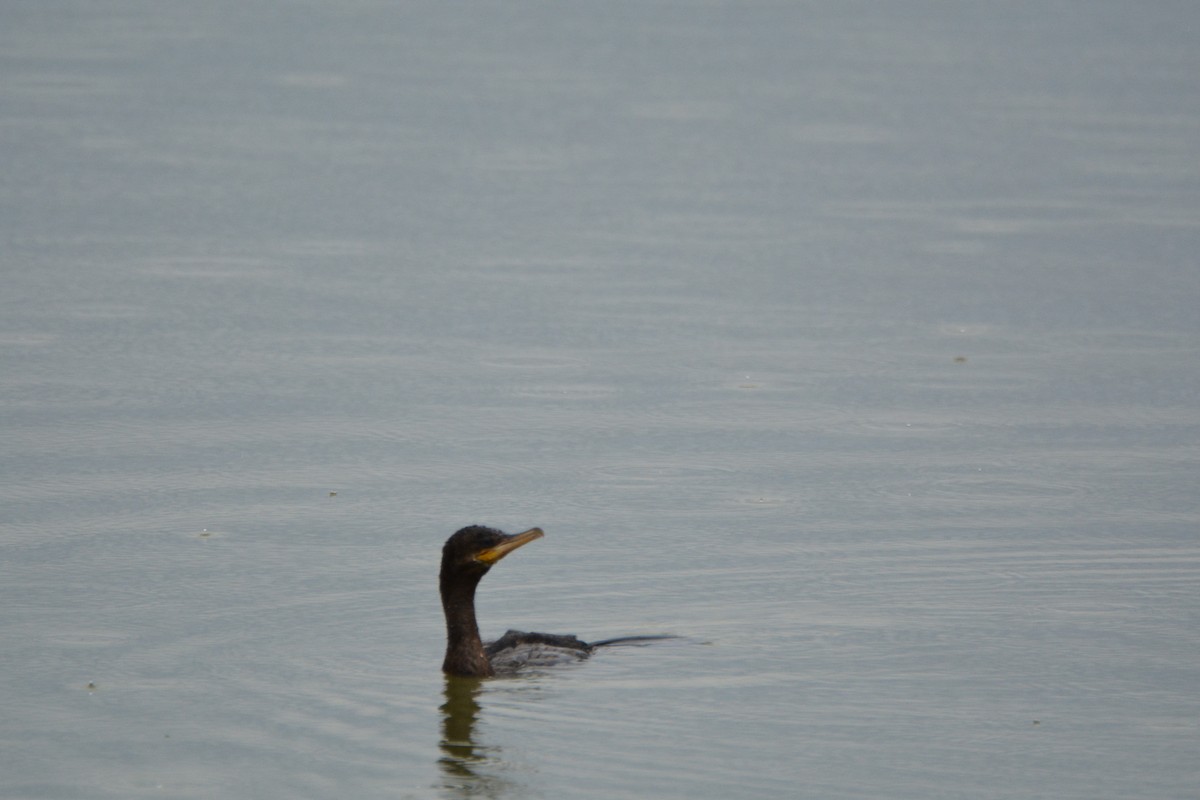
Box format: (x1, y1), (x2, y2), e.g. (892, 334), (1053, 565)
(3, 2), (1199, 798)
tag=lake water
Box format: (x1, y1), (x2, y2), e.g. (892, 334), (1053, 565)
(2, 2), (1199, 798)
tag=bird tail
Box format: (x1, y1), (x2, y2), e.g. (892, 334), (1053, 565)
(589, 634), (679, 648)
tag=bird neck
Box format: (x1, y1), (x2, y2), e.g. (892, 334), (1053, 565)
(440, 575), (494, 677)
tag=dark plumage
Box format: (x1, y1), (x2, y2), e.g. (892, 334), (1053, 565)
(439, 525), (670, 677)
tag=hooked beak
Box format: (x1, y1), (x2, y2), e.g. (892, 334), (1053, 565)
(474, 527), (545, 564)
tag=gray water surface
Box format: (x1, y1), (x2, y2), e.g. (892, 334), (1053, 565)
(3, 3), (1199, 798)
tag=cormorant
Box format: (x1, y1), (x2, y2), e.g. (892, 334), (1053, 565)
(440, 525), (668, 677)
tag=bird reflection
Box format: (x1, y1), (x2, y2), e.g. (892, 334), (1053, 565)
(438, 675), (512, 799)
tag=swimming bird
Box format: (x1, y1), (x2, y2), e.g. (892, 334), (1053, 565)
(439, 525), (669, 677)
